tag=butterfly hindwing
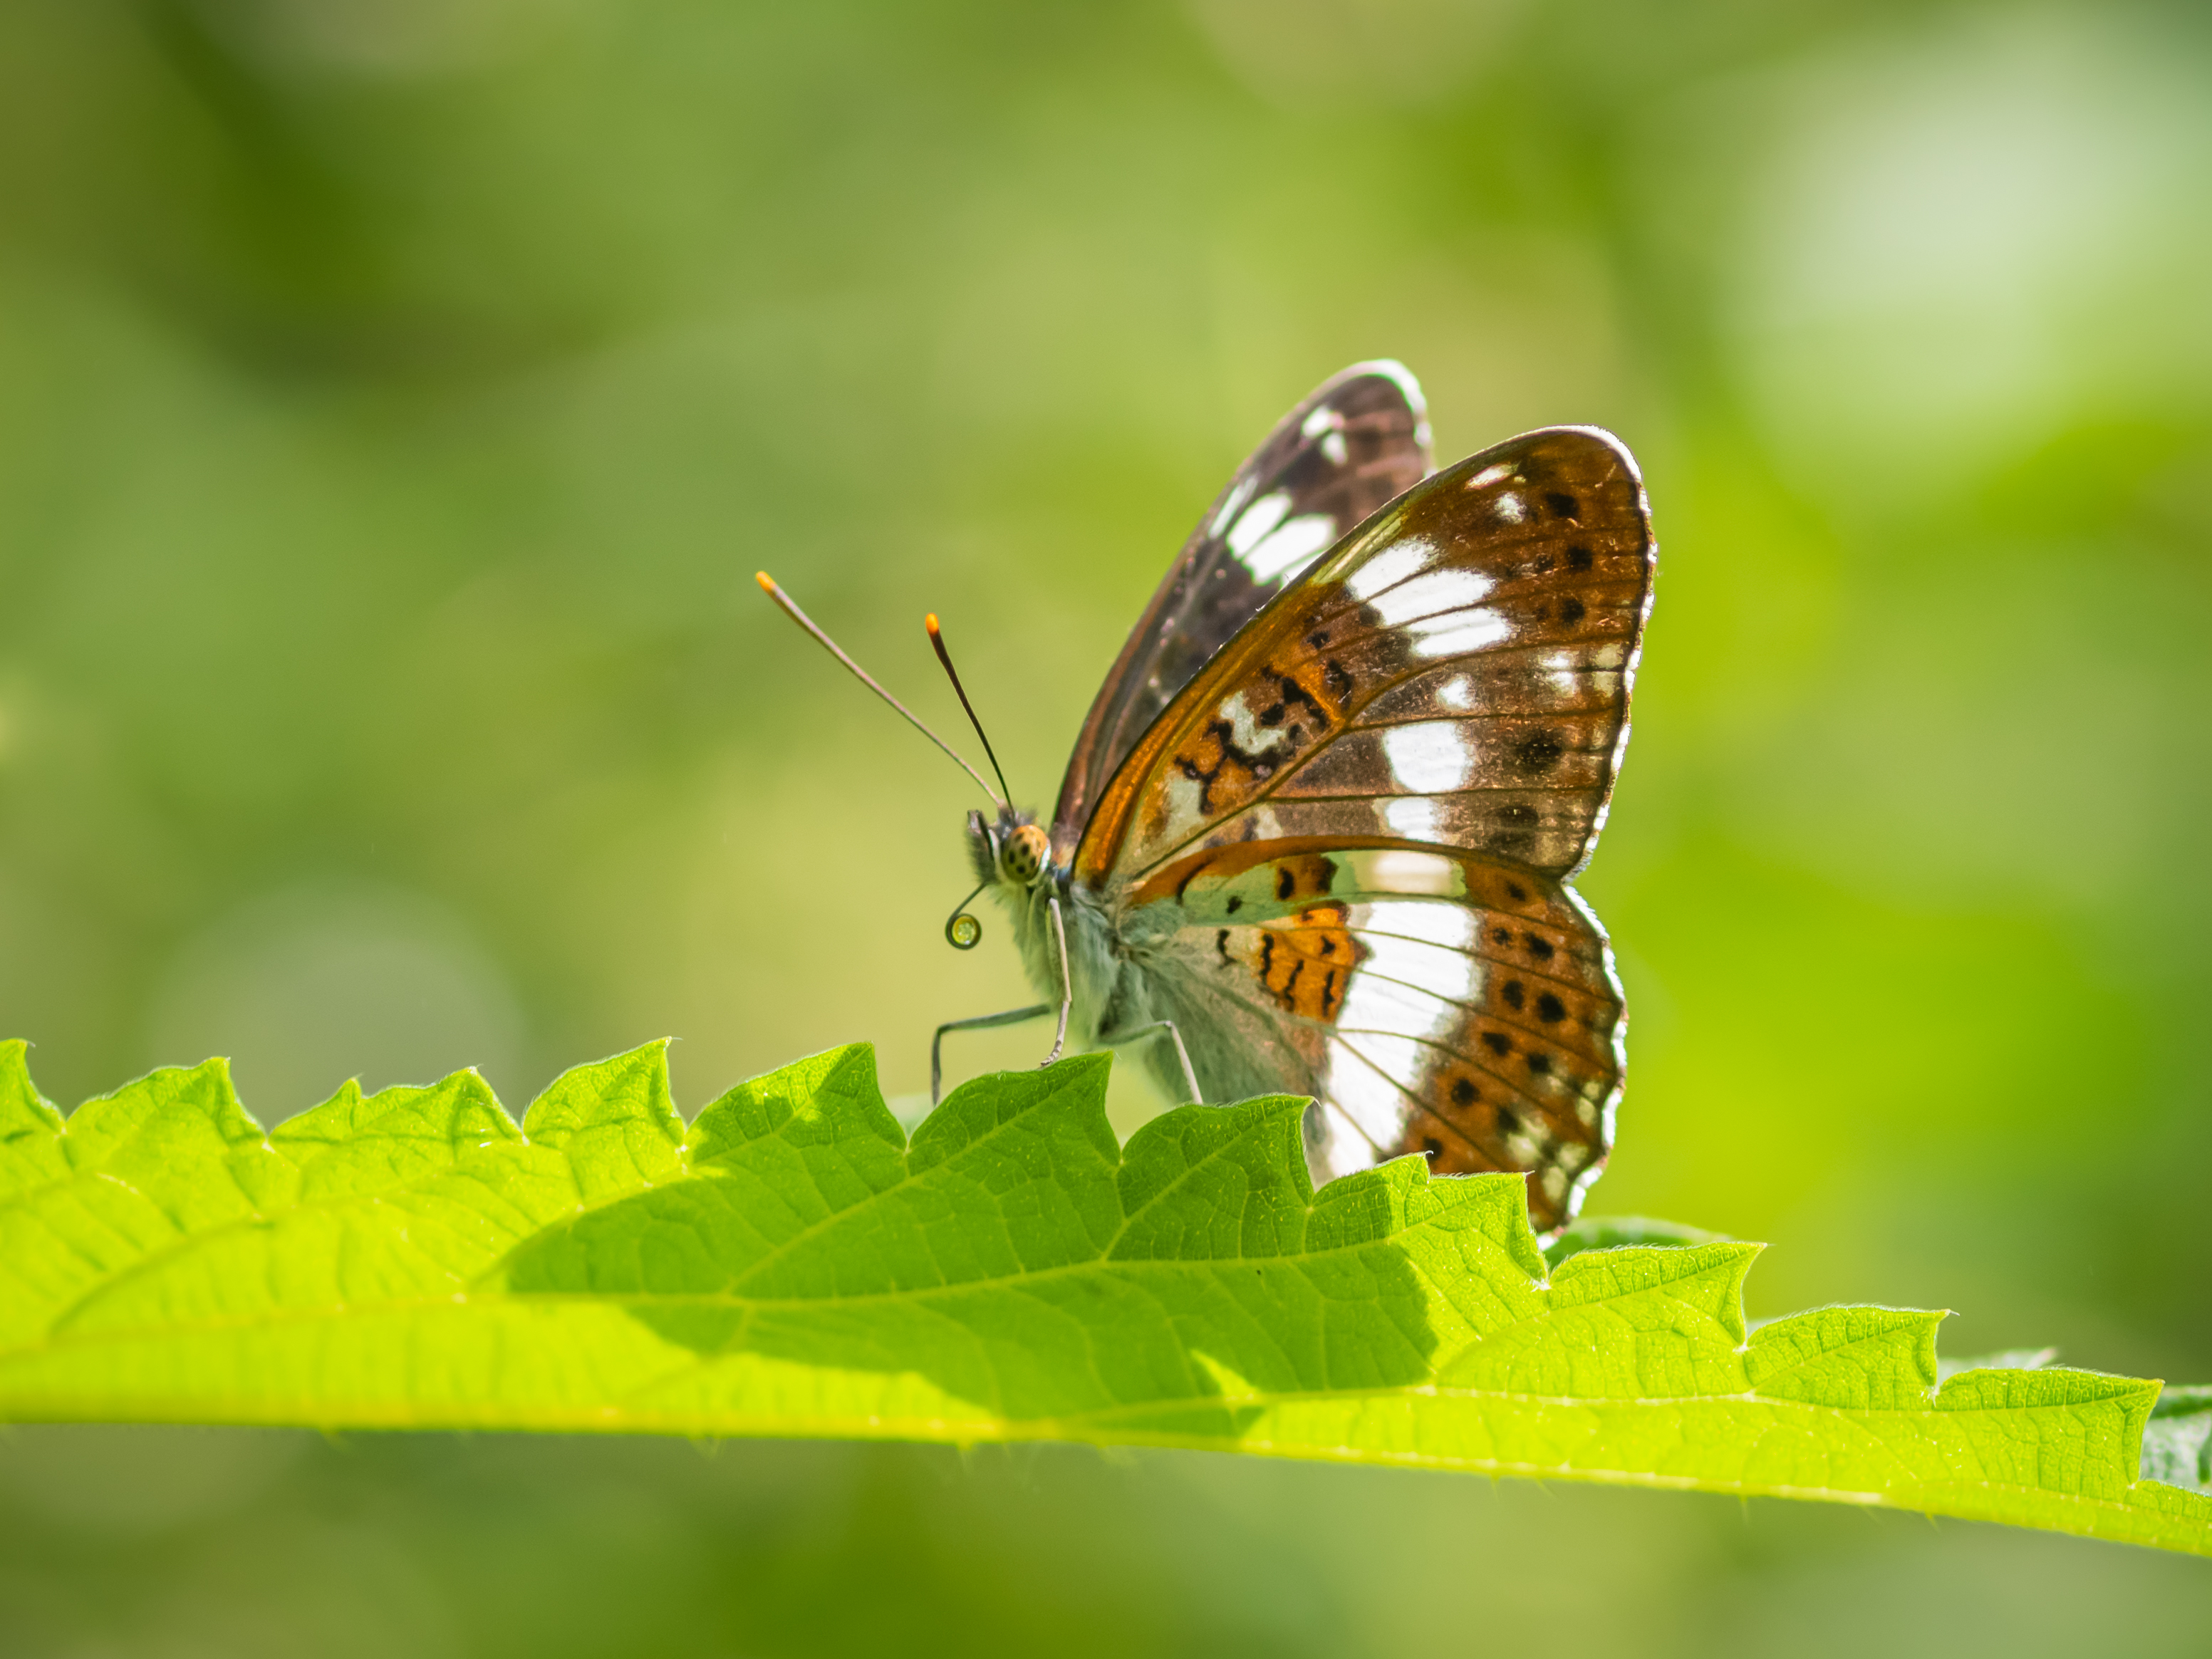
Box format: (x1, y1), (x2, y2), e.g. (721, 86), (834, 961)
(1119, 843), (1624, 1232)
(1076, 427), (1653, 890)
(1052, 363), (1431, 853)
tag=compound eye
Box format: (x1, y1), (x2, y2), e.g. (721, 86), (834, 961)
(1002, 823), (1049, 883)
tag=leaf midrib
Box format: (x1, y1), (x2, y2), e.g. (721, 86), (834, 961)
(4, 1229), (1521, 1357)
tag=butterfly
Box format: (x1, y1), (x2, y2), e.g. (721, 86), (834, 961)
(760, 361), (1655, 1233)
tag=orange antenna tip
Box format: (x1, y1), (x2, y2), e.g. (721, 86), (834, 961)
(925, 613), (942, 637)
(755, 571), (777, 593)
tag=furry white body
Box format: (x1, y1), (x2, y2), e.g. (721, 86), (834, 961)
(982, 833), (1317, 1119)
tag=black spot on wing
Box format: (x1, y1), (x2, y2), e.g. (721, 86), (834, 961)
(1265, 667), (1328, 727)
(1515, 731), (1564, 774)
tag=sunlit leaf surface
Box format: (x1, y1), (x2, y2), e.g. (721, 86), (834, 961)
(2, 1037), (2203, 1556)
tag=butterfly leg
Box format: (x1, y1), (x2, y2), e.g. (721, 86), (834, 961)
(931, 1005), (1051, 1104)
(1103, 1019), (1201, 1106)
(1044, 894), (1072, 1068)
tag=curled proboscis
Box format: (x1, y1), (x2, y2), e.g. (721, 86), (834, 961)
(944, 880), (988, 950)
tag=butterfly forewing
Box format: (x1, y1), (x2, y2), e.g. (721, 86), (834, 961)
(1074, 423), (1653, 1231)
(1076, 427), (1653, 888)
(1052, 363), (1431, 855)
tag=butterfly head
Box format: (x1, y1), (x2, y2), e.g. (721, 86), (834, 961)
(753, 573), (1049, 952)
(968, 808), (1055, 891)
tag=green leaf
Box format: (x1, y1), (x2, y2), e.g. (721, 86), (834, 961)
(0, 1036), (2205, 1556)
(1544, 1212), (1726, 1267)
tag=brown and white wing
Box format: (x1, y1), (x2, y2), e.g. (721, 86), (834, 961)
(1075, 425), (1656, 1230)
(1051, 362), (1430, 855)
(1128, 844), (1624, 1234)
(1074, 427), (1655, 891)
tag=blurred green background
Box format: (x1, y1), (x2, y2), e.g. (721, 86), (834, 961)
(2, 0), (2208, 1650)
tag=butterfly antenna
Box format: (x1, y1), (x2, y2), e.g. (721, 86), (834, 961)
(755, 572), (1007, 809)
(923, 613), (1013, 806)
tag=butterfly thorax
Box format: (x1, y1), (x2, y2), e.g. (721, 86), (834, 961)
(966, 807), (1119, 1049)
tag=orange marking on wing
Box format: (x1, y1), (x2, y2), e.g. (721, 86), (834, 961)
(1139, 644), (1354, 847)
(1235, 903), (1365, 1023)
(1079, 583), (1341, 885)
